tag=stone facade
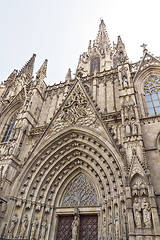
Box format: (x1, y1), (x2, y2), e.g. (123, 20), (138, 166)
(0, 20), (160, 240)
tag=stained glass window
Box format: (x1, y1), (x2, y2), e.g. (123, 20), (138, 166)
(1, 112), (18, 143)
(144, 76), (160, 115)
(61, 174), (97, 207)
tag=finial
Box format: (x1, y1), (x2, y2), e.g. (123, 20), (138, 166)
(140, 43), (148, 53)
(100, 18), (104, 24)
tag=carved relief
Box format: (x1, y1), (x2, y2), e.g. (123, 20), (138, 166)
(19, 214), (28, 238)
(39, 219), (48, 240)
(141, 198), (152, 228)
(46, 84), (98, 137)
(8, 213), (18, 238)
(71, 215), (79, 240)
(133, 198), (142, 228)
(30, 216), (39, 239)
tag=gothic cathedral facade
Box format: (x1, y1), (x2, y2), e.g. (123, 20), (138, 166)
(0, 20), (160, 240)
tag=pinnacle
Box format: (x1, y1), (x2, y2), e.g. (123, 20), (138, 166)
(65, 68), (72, 82)
(96, 19), (111, 51)
(36, 59), (48, 79)
(18, 53), (36, 77)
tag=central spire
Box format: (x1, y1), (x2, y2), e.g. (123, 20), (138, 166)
(96, 19), (111, 52)
(76, 19), (113, 77)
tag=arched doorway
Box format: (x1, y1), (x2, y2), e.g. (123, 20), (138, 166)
(3, 128), (126, 240)
(56, 173), (99, 240)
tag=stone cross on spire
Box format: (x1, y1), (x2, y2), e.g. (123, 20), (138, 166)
(140, 43), (148, 53)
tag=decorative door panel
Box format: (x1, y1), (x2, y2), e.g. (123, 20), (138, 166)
(79, 215), (98, 240)
(56, 215), (74, 240)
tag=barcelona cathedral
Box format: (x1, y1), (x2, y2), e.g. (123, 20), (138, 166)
(0, 19), (160, 240)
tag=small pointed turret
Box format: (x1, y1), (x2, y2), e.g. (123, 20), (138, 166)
(96, 19), (111, 53)
(18, 54), (36, 77)
(65, 68), (72, 82)
(88, 40), (92, 54)
(116, 36), (128, 64)
(36, 59), (48, 80)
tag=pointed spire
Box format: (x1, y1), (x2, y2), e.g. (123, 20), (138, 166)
(18, 54), (36, 77)
(36, 59), (48, 80)
(116, 35), (128, 64)
(88, 40), (91, 54)
(65, 68), (72, 82)
(96, 19), (111, 51)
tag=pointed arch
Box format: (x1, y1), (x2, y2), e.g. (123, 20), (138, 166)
(0, 102), (22, 142)
(61, 173), (97, 207)
(134, 65), (160, 117)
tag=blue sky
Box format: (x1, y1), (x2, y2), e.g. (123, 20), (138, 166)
(1, 0), (160, 85)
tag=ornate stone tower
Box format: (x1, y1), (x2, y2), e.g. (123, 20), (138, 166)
(0, 20), (160, 240)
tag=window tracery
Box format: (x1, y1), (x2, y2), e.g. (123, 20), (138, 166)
(61, 174), (97, 207)
(1, 111), (18, 143)
(144, 75), (160, 115)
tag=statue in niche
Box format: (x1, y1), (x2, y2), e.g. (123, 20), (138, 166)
(30, 217), (39, 239)
(131, 117), (138, 135)
(121, 67), (128, 88)
(8, 213), (18, 237)
(71, 215), (79, 240)
(115, 212), (120, 238)
(40, 219), (48, 240)
(124, 119), (131, 137)
(24, 91), (32, 111)
(19, 214), (28, 238)
(142, 198), (152, 228)
(133, 198), (142, 228)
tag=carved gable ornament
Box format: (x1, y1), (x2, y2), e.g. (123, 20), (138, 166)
(44, 80), (104, 140)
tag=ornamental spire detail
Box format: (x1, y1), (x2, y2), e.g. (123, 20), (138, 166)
(18, 53), (36, 77)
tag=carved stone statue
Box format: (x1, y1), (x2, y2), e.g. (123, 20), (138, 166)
(133, 198), (142, 228)
(120, 66), (128, 88)
(71, 215), (79, 240)
(131, 118), (138, 135)
(40, 219), (48, 240)
(142, 198), (152, 228)
(124, 119), (131, 137)
(30, 217), (39, 239)
(19, 214), (28, 238)
(8, 212), (18, 237)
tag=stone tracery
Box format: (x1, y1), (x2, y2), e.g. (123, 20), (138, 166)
(61, 174), (97, 207)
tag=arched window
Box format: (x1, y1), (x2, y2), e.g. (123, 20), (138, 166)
(61, 174), (97, 207)
(144, 75), (160, 115)
(90, 57), (100, 75)
(1, 112), (18, 143)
